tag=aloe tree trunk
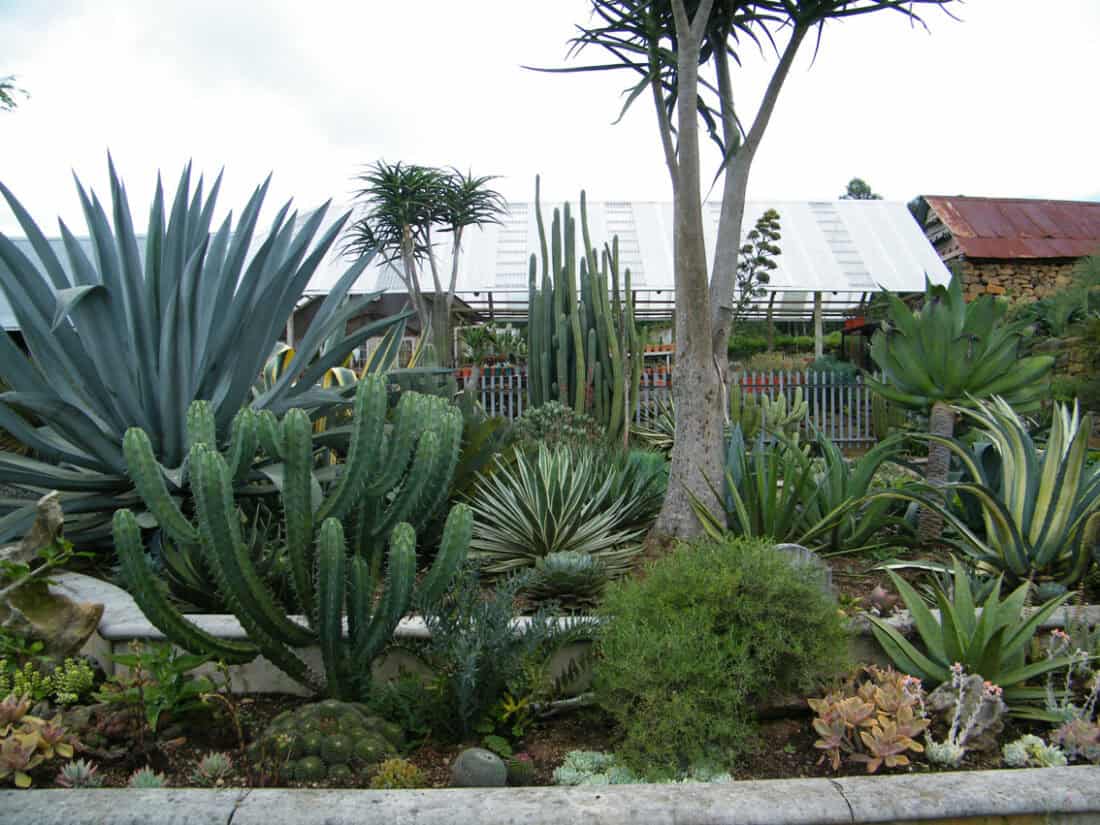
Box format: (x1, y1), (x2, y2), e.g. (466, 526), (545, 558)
(918, 400), (956, 543)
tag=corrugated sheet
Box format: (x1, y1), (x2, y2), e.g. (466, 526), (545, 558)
(924, 195), (1100, 260)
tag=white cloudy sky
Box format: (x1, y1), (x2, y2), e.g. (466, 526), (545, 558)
(2, 0), (1098, 235)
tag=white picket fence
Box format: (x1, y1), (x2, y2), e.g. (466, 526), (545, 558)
(462, 366), (878, 445)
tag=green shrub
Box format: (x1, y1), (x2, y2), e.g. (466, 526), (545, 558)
(809, 355), (858, 381)
(727, 334), (768, 357)
(594, 537), (849, 777)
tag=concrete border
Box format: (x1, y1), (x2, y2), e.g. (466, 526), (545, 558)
(3, 766), (1099, 825)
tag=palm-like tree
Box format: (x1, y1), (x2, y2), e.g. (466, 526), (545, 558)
(345, 164), (504, 366)
(866, 275), (1054, 542)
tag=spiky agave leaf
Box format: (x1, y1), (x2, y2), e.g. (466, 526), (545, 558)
(0, 161), (411, 542)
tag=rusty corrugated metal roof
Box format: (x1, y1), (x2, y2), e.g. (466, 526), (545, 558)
(923, 195), (1100, 260)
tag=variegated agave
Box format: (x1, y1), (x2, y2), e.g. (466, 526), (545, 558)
(468, 444), (662, 576)
(0, 160), (410, 541)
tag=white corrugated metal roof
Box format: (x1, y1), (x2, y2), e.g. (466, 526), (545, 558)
(0, 199), (949, 330)
(298, 199), (951, 318)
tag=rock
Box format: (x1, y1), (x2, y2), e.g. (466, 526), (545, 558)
(772, 543), (833, 593)
(450, 747), (507, 787)
(0, 492), (104, 658)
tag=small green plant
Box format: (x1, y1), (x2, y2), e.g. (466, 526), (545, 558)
(418, 564), (592, 740)
(511, 402), (603, 451)
(127, 766), (168, 788)
(192, 751), (234, 786)
(505, 752), (536, 786)
(56, 758), (103, 788)
(595, 536), (849, 777)
(1002, 734), (1067, 768)
(0, 657), (95, 707)
(369, 757), (425, 789)
(97, 642), (215, 736)
(552, 750), (733, 785)
(869, 561), (1076, 715)
(808, 665), (929, 773)
(525, 552), (610, 607)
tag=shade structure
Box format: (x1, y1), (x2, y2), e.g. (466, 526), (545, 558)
(0, 199), (950, 330)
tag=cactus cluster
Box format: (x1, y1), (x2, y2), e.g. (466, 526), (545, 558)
(114, 375), (471, 700)
(526, 179), (641, 443)
(729, 386), (806, 445)
(252, 700), (403, 784)
(369, 757), (426, 789)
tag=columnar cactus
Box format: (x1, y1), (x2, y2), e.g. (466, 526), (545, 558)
(526, 178), (641, 443)
(113, 375), (470, 699)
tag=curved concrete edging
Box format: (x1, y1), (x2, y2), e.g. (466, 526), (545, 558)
(3, 766), (1099, 825)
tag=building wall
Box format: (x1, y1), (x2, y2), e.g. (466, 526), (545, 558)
(956, 257), (1078, 302)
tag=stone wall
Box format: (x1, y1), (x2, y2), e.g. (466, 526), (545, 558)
(956, 257), (1078, 302)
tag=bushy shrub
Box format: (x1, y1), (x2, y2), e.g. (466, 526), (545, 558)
(594, 537), (849, 777)
(809, 355), (859, 381)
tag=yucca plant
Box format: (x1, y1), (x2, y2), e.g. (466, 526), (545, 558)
(869, 560), (1076, 717)
(0, 161), (411, 542)
(468, 444), (661, 576)
(867, 398), (1100, 590)
(866, 275), (1054, 542)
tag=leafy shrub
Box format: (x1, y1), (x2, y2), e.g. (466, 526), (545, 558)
(469, 444), (662, 576)
(809, 355), (859, 381)
(727, 334), (768, 357)
(594, 537), (849, 777)
(738, 352), (809, 372)
(511, 402), (603, 451)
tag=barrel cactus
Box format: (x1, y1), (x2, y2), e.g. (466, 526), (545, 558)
(113, 375), (472, 700)
(252, 700), (403, 784)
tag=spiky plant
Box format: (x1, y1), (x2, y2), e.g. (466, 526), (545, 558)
(191, 752), (233, 786)
(0, 161), (411, 543)
(56, 759), (102, 789)
(526, 552), (610, 607)
(113, 375), (471, 699)
(867, 275), (1053, 541)
(127, 767), (168, 789)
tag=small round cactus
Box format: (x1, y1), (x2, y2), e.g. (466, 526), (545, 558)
(128, 767), (168, 788)
(56, 759), (103, 789)
(255, 700), (405, 785)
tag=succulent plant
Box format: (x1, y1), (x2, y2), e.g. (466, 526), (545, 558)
(369, 757), (426, 790)
(127, 767), (168, 788)
(56, 758), (103, 789)
(1003, 734), (1067, 768)
(1051, 719), (1100, 764)
(252, 701), (403, 785)
(525, 552), (610, 606)
(505, 753), (536, 786)
(192, 751), (233, 786)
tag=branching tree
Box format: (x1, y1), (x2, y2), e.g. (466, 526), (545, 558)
(539, 0), (957, 537)
(0, 75), (28, 113)
(345, 163), (504, 366)
(841, 177), (882, 199)
(734, 207), (780, 324)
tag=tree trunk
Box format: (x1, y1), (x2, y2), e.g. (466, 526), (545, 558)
(431, 298), (452, 368)
(917, 400), (956, 543)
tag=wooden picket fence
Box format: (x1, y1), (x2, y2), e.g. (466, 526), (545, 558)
(458, 365), (877, 445)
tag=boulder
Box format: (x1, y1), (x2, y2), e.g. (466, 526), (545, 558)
(451, 747), (507, 787)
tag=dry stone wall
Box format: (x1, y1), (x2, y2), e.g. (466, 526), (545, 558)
(957, 258), (1077, 302)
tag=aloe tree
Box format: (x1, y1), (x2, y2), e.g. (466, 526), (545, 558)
(0, 161), (410, 542)
(345, 163), (504, 366)
(540, 0), (958, 537)
(867, 275), (1054, 542)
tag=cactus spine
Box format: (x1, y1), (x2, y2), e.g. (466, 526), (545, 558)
(114, 375), (470, 700)
(525, 178), (641, 443)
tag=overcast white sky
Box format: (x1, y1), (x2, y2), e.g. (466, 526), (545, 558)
(2, 0), (1098, 235)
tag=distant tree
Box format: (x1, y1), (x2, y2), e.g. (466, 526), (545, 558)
(344, 162), (504, 366)
(733, 208), (780, 325)
(841, 177), (882, 200)
(0, 75), (28, 113)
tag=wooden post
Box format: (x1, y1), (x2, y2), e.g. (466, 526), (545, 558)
(813, 291), (823, 360)
(766, 292), (777, 351)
